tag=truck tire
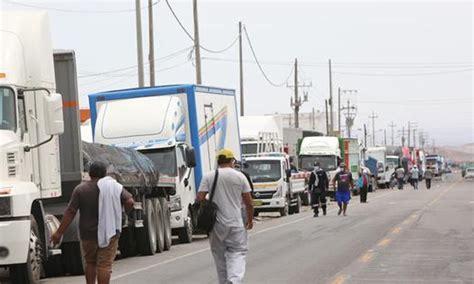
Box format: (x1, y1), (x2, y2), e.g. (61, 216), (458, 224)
(178, 209), (193, 244)
(253, 210), (259, 217)
(10, 217), (43, 284)
(279, 198), (289, 217)
(151, 198), (165, 253)
(159, 197), (172, 251)
(294, 195), (302, 214)
(137, 199), (158, 255)
(302, 190), (312, 206)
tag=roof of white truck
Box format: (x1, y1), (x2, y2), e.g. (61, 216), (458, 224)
(239, 115), (283, 139)
(0, 11), (55, 89)
(299, 136), (340, 156)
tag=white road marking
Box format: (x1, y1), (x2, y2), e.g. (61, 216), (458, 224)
(111, 190), (397, 280)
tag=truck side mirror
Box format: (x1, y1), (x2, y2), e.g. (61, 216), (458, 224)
(42, 93), (64, 135)
(186, 148), (196, 168)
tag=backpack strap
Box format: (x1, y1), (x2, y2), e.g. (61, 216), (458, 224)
(208, 169), (219, 202)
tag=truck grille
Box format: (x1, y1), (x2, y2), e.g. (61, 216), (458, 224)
(7, 152), (16, 164)
(0, 197), (12, 217)
(8, 166), (16, 178)
(253, 191), (276, 199)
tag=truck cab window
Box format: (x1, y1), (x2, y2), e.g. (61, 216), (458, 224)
(0, 88), (16, 132)
(140, 147), (177, 177)
(177, 145), (187, 181)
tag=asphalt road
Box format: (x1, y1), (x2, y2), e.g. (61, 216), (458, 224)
(33, 175), (474, 283)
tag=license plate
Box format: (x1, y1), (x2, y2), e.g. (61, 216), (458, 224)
(253, 200), (263, 206)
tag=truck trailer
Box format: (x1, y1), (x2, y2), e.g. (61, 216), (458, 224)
(89, 84), (241, 243)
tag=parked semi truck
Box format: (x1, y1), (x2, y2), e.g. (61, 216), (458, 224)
(426, 154), (443, 177)
(89, 84), (241, 243)
(0, 12), (173, 283)
(299, 136), (341, 198)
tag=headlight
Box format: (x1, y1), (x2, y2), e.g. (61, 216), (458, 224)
(272, 185), (283, 198)
(0, 196), (12, 217)
(169, 196), (182, 212)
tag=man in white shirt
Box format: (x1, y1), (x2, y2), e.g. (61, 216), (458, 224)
(197, 149), (254, 284)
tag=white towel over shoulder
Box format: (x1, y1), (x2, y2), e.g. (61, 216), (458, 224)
(97, 176), (123, 248)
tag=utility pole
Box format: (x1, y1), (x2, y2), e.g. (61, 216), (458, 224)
(432, 139), (436, 153)
(413, 128), (417, 148)
(325, 99), (329, 135)
(239, 22), (244, 116)
(362, 123), (368, 161)
(135, 0), (145, 87)
(193, 0), (202, 84)
(407, 121), (411, 147)
(400, 126), (406, 147)
(293, 58), (299, 128)
(384, 129), (387, 146)
(339, 89), (357, 138)
(148, 0), (155, 86)
(328, 59), (334, 136)
(288, 58), (310, 128)
(369, 111), (378, 147)
(337, 87), (341, 136)
(312, 107), (316, 130)
(388, 121), (396, 145)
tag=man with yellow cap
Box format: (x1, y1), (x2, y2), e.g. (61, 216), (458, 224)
(197, 148), (254, 284)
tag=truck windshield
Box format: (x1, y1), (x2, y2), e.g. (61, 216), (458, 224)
(300, 155), (337, 171)
(241, 143), (257, 156)
(386, 157), (399, 167)
(140, 147), (177, 177)
(0, 88), (16, 132)
(246, 160), (281, 182)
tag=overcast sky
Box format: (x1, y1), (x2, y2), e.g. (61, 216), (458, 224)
(2, 0), (473, 146)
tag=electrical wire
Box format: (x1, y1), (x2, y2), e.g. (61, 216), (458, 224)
(5, 0), (160, 14)
(333, 68), (473, 77)
(78, 46), (193, 78)
(164, 0), (238, 54)
(243, 26), (294, 87)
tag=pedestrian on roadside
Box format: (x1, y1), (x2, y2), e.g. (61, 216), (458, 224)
(51, 161), (134, 284)
(357, 169), (369, 203)
(424, 167), (433, 189)
(332, 162), (354, 216)
(308, 162), (329, 217)
(410, 165), (420, 190)
(197, 149), (254, 284)
(395, 165), (405, 190)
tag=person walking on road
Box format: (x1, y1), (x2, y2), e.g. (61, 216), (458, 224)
(332, 162), (354, 216)
(395, 165), (405, 190)
(424, 167), (433, 189)
(197, 149), (254, 284)
(308, 162), (329, 217)
(410, 165), (420, 190)
(51, 161), (134, 284)
(357, 169), (369, 203)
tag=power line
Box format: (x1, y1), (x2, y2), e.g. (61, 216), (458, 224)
(5, 0), (160, 14)
(333, 68), (473, 77)
(164, 0), (238, 54)
(243, 26), (294, 87)
(78, 46), (193, 78)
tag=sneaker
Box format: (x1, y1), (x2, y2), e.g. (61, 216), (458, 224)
(338, 208), (342, 216)
(323, 210), (327, 216)
(313, 213), (319, 217)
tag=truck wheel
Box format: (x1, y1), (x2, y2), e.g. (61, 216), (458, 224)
(151, 198), (165, 253)
(294, 195), (302, 214)
(159, 197), (172, 251)
(10, 217), (43, 284)
(60, 242), (85, 276)
(253, 210), (259, 217)
(178, 209), (193, 244)
(137, 199), (158, 255)
(302, 190), (312, 206)
(279, 199), (289, 217)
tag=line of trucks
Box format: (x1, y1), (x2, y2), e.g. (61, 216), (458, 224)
(0, 11), (450, 283)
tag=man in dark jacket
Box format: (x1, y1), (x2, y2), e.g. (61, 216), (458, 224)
(308, 162), (329, 217)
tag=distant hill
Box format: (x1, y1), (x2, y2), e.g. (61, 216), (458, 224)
(435, 144), (474, 163)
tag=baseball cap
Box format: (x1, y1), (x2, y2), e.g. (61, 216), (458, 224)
(217, 148), (235, 159)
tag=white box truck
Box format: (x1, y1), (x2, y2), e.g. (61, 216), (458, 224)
(89, 85), (241, 243)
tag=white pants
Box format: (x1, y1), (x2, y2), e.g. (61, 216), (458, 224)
(209, 221), (248, 284)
